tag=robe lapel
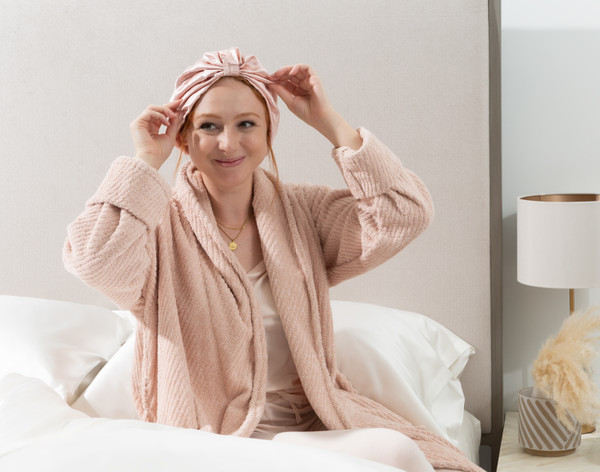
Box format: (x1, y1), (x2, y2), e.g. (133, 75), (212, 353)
(174, 163), (268, 434)
(253, 170), (323, 376)
(253, 169), (349, 428)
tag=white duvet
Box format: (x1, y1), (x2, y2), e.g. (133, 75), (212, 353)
(0, 374), (402, 472)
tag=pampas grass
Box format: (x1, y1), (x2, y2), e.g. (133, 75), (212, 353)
(532, 305), (600, 428)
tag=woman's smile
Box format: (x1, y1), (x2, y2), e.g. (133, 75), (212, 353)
(214, 156), (246, 167)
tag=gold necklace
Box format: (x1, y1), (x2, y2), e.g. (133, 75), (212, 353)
(214, 219), (245, 231)
(215, 214), (252, 251)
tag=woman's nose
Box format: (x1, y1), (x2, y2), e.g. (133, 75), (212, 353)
(217, 127), (238, 152)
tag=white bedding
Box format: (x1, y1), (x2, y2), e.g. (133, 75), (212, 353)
(0, 296), (482, 468)
(0, 374), (402, 472)
(457, 411), (481, 465)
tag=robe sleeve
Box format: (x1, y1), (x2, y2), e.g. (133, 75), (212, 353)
(62, 156), (171, 309)
(300, 127), (433, 287)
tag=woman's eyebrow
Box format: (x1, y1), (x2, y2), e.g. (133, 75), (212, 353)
(195, 112), (261, 121)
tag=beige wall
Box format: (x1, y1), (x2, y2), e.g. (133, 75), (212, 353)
(0, 0), (494, 431)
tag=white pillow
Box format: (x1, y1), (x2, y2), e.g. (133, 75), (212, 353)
(0, 295), (132, 404)
(330, 300), (475, 446)
(73, 300), (475, 448)
(72, 332), (139, 419)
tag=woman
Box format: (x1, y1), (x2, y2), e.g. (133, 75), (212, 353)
(64, 48), (481, 472)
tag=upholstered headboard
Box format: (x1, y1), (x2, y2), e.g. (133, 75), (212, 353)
(1, 0), (501, 464)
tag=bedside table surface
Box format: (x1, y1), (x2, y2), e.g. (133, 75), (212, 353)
(497, 412), (600, 471)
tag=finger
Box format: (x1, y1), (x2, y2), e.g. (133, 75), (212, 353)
(165, 118), (181, 140)
(285, 74), (303, 88)
(278, 67), (315, 93)
(289, 64), (302, 77)
(148, 103), (178, 118)
(138, 109), (171, 128)
(270, 80), (303, 101)
(147, 101), (181, 117)
(146, 105), (179, 124)
(165, 111), (185, 138)
(269, 64), (310, 85)
(281, 79), (311, 97)
(271, 70), (311, 94)
(268, 82), (296, 107)
(288, 82), (307, 96)
(165, 107), (179, 120)
(167, 99), (184, 111)
(269, 65), (294, 78)
(270, 66), (306, 82)
(288, 64), (312, 81)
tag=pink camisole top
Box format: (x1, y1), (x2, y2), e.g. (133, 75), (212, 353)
(246, 260), (323, 439)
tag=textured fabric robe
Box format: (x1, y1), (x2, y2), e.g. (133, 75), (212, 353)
(64, 128), (483, 472)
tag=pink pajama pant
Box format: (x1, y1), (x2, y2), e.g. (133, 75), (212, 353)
(251, 390), (435, 472)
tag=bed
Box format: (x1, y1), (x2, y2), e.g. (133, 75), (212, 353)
(0, 0), (501, 470)
(0, 295), (482, 471)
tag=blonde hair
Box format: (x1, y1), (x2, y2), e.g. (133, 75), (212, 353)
(174, 76), (279, 191)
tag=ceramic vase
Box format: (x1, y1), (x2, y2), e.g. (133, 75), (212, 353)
(518, 387), (581, 456)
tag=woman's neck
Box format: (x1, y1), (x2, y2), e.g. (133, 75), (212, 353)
(204, 180), (253, 227)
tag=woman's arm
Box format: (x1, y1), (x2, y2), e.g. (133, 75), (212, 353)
(63, 101), (182, 308)
(270, 65), (433, 285)
(295, 128), (433, 287)
(63, 157), (172, 309)
(268, 64), (362, 150)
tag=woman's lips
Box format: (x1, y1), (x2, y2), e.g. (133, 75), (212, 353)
(215, 157), (245, 168)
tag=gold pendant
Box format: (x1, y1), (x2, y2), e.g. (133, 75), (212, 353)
(229, 242), (237, 250)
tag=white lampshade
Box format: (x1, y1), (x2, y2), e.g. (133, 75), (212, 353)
(517, 194), (600, 289)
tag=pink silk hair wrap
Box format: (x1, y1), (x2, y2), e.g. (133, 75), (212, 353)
(170, 47), (280, 138)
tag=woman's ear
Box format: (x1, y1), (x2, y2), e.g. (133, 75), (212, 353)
(175, 133), (188, 155)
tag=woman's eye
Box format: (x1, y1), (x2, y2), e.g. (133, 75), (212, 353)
(199, 122), (218, 131)
(239, 120), (255, 129)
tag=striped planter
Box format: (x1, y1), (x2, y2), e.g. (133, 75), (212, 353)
(518, 387), (581, 456)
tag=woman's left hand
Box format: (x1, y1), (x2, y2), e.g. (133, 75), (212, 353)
(268, 65), (362, 149)
(268, 65), (336, 132)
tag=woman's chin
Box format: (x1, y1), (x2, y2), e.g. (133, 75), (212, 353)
(203, 172), (254, 194)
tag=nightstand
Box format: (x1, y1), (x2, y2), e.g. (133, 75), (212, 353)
(497, 412), (600, 471)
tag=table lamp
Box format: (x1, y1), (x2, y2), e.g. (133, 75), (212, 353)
(517, 193), (600, 434)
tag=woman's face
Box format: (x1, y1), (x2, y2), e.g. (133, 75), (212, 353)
(181, 78), (269, 195)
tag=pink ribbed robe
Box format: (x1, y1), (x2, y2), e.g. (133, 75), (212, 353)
(63, 128), (482, 472)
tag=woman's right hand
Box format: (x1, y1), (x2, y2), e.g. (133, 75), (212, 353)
(129, 99), (184, 170)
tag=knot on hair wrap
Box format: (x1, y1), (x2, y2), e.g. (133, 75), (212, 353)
(222, 58), (240, 77)
(170, 47), (279, 138)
